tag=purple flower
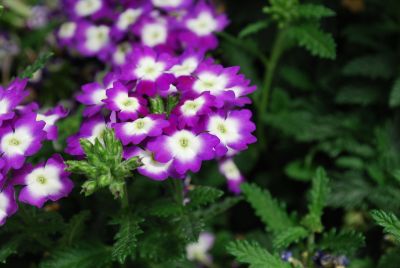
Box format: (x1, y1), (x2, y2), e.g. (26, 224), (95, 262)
(57, 21), (77, 46)
(76, 22), (111, 57)
(206, 110), (256, 157)
(114, 114), (169, 145)
(27, 6), (50, 29)
(36, 106), (69, 140)
(152, 0), (192, 11)
(14, 154), (73, 208)
(186, 232), (215, 265)
(124, 147), (172, 181)
(147, 129), (219, 174)
(219, 158), (245, 194)
(0, 113), (46, 169)
(0, 185), (17, 226)
(0, 79), (28, 126)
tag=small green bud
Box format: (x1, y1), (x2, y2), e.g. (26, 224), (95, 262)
(81, 180), (98, 196)
(98, 174), (113, 187)
(109, 181), (126, 199)
(149, 95), (165, 114)
(166, 94), (180, 116)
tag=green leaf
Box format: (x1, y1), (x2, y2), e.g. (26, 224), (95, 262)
(239, 21), (269, 38)
(371, 210), (400, 244)
(320, 229), (365, 255)
(197, 196), (243, 220)
(378, 248), (400, 268)
(227, 240), (290, 268)
(342, 55), (394, 79)
(335, 85), (381, 106)
(273, 226), (309, 250)
(296, 4), (335, 19)
(111, 215), (144, 264)
(40, 242), (111, 268)
(241, 183), (294, 232)
(302, 167), (330, 232)
(60, 211), (91, 247)
(389, 77), (400, 108)
(20, 52), (54, 79)
(0, 237), (20, 264)
(188, 186), (223, 208)
(287, 24), (336, 59)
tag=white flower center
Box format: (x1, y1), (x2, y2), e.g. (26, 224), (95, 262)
(139, 150), (171, 174)
(85, 25), (110, 52)
(87, 123), (107, 144)
(0, 98), (10, 114)
(26, 166), (62, 198)
(141, 23), (168, 47)
(170, 58), (198, 76)
(167, 130), (201, 161)
(134, 57), (165, 81)
(1, 127), (33, 156)
(0, 193), (9, 220)
(37, 114), (59, 131)
(181, 97), (205, 116)
(92, 88), (107, 104)
(75, 0), (102, 17)
(152, 0), (183, 8)
(220, 160), (241, 180)
(113, 43), (132, 65)
(193, 72), (228, 95)
(59, 22), (77, 38)
(115, 94), (140, 112)
(187, 12), (217, 36)
(207, 116), (239, 145)
(123, 117), (154, 135)
(117, 8), (142, 30)
(228, 86), (243, 97)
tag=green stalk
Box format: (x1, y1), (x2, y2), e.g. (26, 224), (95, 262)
(121, 183), (129, 209)
(257, 30), (286, 148)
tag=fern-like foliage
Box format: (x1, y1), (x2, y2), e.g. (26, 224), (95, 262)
(272, 226), (309, 250)
(20, 52), (54, 79)
(389, 77), (400, 108)
(371, 210), (400, 244)
(111, 214), (144, 264)
(241, 183), (294, 232)
(60, 210), (91, 247)
(320, 229), (365, 255)
(227, 240), (290, 268)
(302, 167), (330, 232)
(39, 242), (112, 268)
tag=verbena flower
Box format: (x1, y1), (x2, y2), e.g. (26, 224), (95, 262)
(67, 47), (256, 190)
(57, 0), (228, 64)
(186, 232), (215, 265)
(0, 79), (71, 226)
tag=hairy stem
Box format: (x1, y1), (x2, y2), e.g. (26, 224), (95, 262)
(121, 183), (129, 209)
(257, 30), (286, 148)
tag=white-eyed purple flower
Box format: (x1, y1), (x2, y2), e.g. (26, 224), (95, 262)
(57, 21), (77, 46)
(36, 106), (69, 140)
(14, 154), (73, 208)
(186, 232), (215, 265)
(152, 0), (192, 10)
(0, 113), (46, 169)
(114, 114), (169, 145)
(0, 79), (28, 126)
(104, 82), (148, 120)
(0, 185), (17, 226)
(124, 147), (172, 181)
(168, 51), (203, 78)
(147, 130), (219, 174)
(219, 158), (245, 194)
(206, 110), (256, 156)
(76, 23), (111, 57)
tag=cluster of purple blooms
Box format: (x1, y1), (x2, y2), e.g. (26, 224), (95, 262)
(57, 0), (228, 65)
(66, 46), (256, 190)
(0, 79), (73, 225)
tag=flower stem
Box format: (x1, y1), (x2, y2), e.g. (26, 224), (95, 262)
(121, 183), (129, 209)
(257, 30), (286, 149)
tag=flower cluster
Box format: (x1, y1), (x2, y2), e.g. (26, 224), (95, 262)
(66, 47), (256, 187)
(0, 79), (72, 225)
(57, 0), (228, 65)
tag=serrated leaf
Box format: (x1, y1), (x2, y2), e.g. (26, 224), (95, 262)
(302, 167), (330, 232)
(111, 215), (144, 263)
(197, 196), (243, 220)
(188, 186), (223, 208)
(335, 85), (381, 106)
(287, 24), (336, 59)
(371, 210), (400, 244)
(40, 242), (111, 268)
(342, 55), (394, 79)
(389, 77), (400, 108)
(227, 240), (290, 268)
(0, 237), (20, 264)
(320, 229), (365, 255)
(241, 183), (294, 232)
(60, 211), (91, 247)
(296, 4), (335, 19)
(239, 21), (269, 38)
(20, 52), (54, 79)
(273, 227), (309, 250)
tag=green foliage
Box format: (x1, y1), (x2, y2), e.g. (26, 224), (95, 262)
(273, 226), (309, 250)
(295, 4), (335, 20)
(111, 214), (144, 263)
(239, 21), (270, 38)
(40, 242), (112, 268)
(0, 238), (20, 264)
(187, 186), (224, 208)
(60, 211), (91, 247)
(20, 51), (54, 79)
(227, 240), (290, 268)
(241, 183), (294, 232)
(389, 77), (400, 108)
(66, 128), (142, 198)
(320, 229), (365, 255)
(342, 55), (394, 79)
(302, 167), (330, 232)
(371, 210), (400, 244)
(377, 248), (400, 268)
